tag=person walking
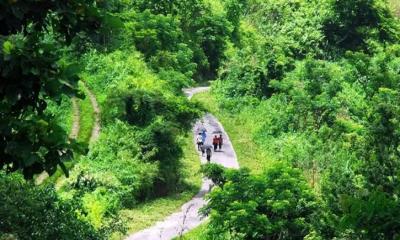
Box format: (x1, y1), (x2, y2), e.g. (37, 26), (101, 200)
(196, 133), (203, 151)
(206, 147), (212, 163)
(201, 129), (207, 144)
(213, 135), (219, 152)
(218, 134), (223, 150)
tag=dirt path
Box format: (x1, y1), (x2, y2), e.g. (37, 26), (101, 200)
(35, 97), (81, 185)
(81, 83), (101, 143)
(69, 98), (81, 139)
(125, 87), (239, 240)
(35, 83), (100, 185)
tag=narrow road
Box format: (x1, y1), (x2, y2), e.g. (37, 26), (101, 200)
(126, 87), (239, 240)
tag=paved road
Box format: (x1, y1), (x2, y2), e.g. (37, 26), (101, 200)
(183, 87), (210, 100)
(125, 87), (239, 240)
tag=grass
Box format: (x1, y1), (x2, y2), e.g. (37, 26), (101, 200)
(117, 130), (202, 238)
(77, 82), (95, 143)
(389, 0), (400, 17)
(35, 96), (74, 185)
(41, 82), (95, 185)
(173, 221), (208, 240)
(192, 91), (273, 174)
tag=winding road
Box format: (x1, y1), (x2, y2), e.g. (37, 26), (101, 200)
(126, 87), (239, 240)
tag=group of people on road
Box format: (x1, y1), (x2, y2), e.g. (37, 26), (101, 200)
(196, 125), (224, 163)
(212, 135), (223, 151)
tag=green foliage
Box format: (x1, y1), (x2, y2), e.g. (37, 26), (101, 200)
(0, 0), (106, 179)
(122, 9), (196, 85)
(324, 0), (400, 51)
(82, 49), (201, 194)
(1, 0), (225, 238)
(7, 0), (400, 238)
(57, 45), (202, 233)
(212, 0), (400, 238)
(128, 0), (232, 80)
(104, 88), (199, 130)
(57, 123), (157, 236)
(217, 0), (328, 99)
(1, 30), (78, 179)
(201, 163), (226, 186)
(0, 173), (101, 239)
(335, 88), (400, 239)
(45, 95), (73, 134)
(119, 130), (202, 234)
(0, 1), (103, 38)
(202, 164), (317, 240)
(224, 0), (248, 45)
(77, 85), (95, 144)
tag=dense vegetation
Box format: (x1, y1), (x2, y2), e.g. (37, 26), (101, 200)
(2, 0), (400, 239)
(201, 0), (400, 239)
(1, 0), (233, 239)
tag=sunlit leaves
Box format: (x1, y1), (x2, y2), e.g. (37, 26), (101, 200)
(203, 164), (317, 240)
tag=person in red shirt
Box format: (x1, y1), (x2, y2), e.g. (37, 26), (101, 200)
(213, 135), (219, 152)
(218, 134), (223, 150)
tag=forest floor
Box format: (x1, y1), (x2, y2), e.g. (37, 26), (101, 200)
(124, 87), (239, 240)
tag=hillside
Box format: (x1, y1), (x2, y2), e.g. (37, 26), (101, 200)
(185, 0), (400, 239)
(1, 0), (400, 240)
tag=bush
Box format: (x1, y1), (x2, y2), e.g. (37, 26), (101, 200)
(200, 163), (226, 186)
(202, 164), (318, 240)
(0, 173), (102, 240)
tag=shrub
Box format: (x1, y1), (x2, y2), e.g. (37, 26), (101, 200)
(202, 164), (317, 240)
(0, 173), (102, 240)
(200, 163), (226, 186)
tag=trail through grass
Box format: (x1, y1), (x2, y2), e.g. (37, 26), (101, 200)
(40, 82), (96, 185)
(77, 82), (95, 143)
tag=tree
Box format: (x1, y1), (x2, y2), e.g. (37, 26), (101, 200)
(202, 164), (317, 240)
(225, 0), (248, 45)
(0, 1), (104, 178)
(324, 0), (400, 51)
(340, 88), (400, 239)
(0, 173), (101, 239)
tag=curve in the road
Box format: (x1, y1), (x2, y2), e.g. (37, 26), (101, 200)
(125, 87), (239, 240)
